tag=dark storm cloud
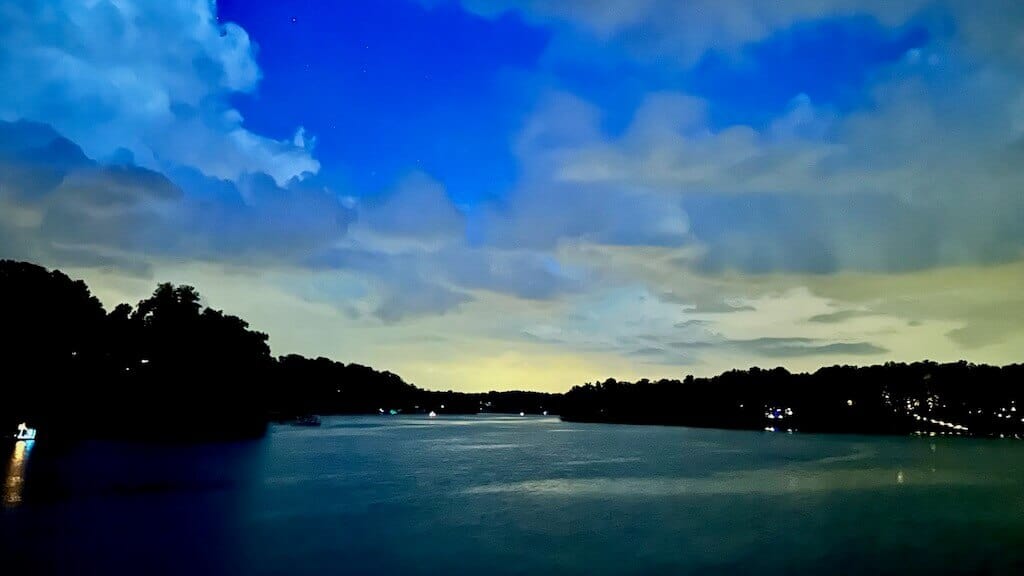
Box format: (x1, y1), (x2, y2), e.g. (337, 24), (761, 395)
(664, 337), (886, 358)
(808, 310), (879, 323)
(374, 282), (472, 323)
(627, 346), (697, 366)
(0, 120), (353, 271)
(730, 337), (888, 358)
(312, 243), (582, 321)
(684, 190), (1024, 274)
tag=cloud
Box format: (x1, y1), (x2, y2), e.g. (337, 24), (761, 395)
(0, 120), (351, 271)
(729, 337), (888, 358)
(518, 285), (715, 359)
(945, 305), (1024, 350)
(374, 279), (471, 323)
(794, 262), (1024, 358)
(482, 93), (691, 250)
(429, 2), (1024, 281)
(684, 302), (756, 314)
(0, 0), (317, 185)
(122, 2), (1024, 369)
(673, 319), (709, 329)
(441, 248), (582, 300)
(627, 333), (888, 362)
(625, 346), (696, 366)
(434, 0), (926, 63)
(0, 120), (586, 323)
(808, 309), (878, 323)
(0, 121), (176, 271)
(492, 55), (1024, 274)
(350, 173), (465, 251)
(309, 242), (585, 321)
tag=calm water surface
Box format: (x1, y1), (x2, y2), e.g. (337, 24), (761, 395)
(3, 415), (1024, 575)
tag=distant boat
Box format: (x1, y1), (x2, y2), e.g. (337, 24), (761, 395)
(428, 411), (437, 418)
(293, 415), (321, 427)
(14, 422), (36, 440)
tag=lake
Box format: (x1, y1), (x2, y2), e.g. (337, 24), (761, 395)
(4, 415), (1024, 575)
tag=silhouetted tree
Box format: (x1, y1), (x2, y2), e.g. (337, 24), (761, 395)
(104, 283), (273, 439)
(0, 260), (106, 433)
(1, 260), (557, 441)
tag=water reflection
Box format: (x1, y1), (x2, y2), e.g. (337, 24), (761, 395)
(2, 438), (267, 574)
(3, 418), (1024, 576)
(3, 439), (33, 507)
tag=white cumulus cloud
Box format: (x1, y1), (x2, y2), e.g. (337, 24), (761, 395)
(0, 0), (318, 185)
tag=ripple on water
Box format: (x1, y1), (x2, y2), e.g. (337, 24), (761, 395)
(464, 467), (1007, 497)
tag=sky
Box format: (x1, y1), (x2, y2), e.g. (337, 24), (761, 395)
(1, 0), (1023, 392)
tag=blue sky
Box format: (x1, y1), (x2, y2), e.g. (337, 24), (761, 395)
(219, 0), (548, 204)
(2, 0), (1024, 391)
(217, 1), (929, 203)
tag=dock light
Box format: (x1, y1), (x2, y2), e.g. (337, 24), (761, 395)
(14, 422), (36, 440)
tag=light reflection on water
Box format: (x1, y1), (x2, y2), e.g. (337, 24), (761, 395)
(3, 439), (33, 507)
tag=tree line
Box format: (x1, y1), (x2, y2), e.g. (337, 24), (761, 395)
(561, 363), (1024, 437)
(0, 260), (557, 440)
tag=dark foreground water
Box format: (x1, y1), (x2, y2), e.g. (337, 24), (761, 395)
(4, 415), (1024, 575)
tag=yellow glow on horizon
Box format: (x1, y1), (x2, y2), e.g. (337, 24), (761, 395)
(398, 346), (650, 393)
